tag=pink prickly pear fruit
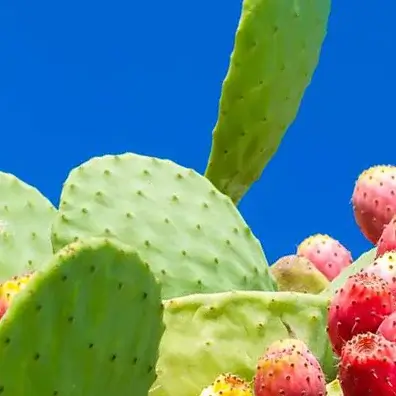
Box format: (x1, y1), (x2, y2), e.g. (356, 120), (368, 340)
(296, 233), (353, 280)
(365, 251), (396, 298)
(377, 311), (396, 342)
(326, 271), (395, 356)
(376, 215), (396, 258)
(199, 373), (252, 396)
(352, 165), (396, 244)
(0, 272), (34, 320)
(338, 332), (396, 396)
(253, 338), (326, 396)
(263, 338), (322, 372)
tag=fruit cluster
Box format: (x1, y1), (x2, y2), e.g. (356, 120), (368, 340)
(197, 164), (396, 396)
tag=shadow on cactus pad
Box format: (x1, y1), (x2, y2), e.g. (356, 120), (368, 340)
(51, 153), (276, 299)
(150, 290), (336, 396)
(0, 237), (164, 396)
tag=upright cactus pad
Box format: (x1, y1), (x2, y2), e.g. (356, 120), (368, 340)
(205, 0), (331, 203)
(0, 172), (56, 280)
(0, 237), (164, 396)
(150, 291), (335, 396)
(51, 153), (276, 299)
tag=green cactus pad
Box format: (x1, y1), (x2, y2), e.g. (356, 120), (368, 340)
(150, 290), (335, 396)
(204, 0), (331, 204)
(0, 237), (164, 396)
(326, 379), (342, 396)
(0, 171), (56, 280)
(270, 255), (329, 294)
(322, 247), (376, 296)
(51, 153), (276, 299)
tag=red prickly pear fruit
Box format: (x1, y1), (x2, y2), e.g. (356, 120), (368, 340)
(296, 233), (353, 280)
(352, 165), (396, 244)
(199, 373), (252, 396)
(365, 251), (396, 297)
(338, 332), (396, 396)
(253, 338), (326, 396)
(263, 338), (322, 372)
(326, 271), (395, 356)
(377, 216), (396, 258)
(0, 272), (34, 319)
(377, 311), (396, 342)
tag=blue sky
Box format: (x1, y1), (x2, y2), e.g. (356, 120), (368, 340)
(0, 1), (394, 264)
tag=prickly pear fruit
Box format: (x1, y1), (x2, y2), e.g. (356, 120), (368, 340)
(365, 251), (396, 296)
(0, 272), (33, 319)
(352, 165), (396, 244)
(270, 255), (329, 293)
(338, 332), (396, 396)
(322, 247), (377, 297)
(263, 338), (323, 372)
(199, 373), (252, 396)
(326, 272), (395, 356)
(377, 311), (396, 342)
(254, 338), (326, 396)
(297, 234), (353, 280)
(376, 216), (396, 258)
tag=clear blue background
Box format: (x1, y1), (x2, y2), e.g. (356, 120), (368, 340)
(0, 1), (393, 264)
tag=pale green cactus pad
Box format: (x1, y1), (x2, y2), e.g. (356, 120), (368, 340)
(270, 254), (329, 294)
(149, 290), (336, 396)
(0, 171), (56, 280)
(0, 237), (164, 396)
(51, 153), (276, 299)
(204, 0), (331, 204)
(326, 379), (342, 396)
(322, 247), (376, 296)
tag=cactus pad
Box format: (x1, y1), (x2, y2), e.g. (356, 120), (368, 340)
(326, 379), (342, 396)
(322, 247), (376, 296)
(150, 290), (335, 396)
(0, 172), (56, 280)
(51, 153), (275, 299)
(0, 237), (164, 396)
(204, 0), (331, 203)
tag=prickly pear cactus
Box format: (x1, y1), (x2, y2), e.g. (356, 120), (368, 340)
(322, 247), (376, 296)
(150, 290), (336, 396)
(204, 0), (331, 204)
(0, 237), (164, 396)
(51, 153), (276, 299)
(0, 171), (56, 280)
(270, 255), (329, 294)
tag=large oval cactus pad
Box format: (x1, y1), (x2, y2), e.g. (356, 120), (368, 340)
(0, 171), (56, 280)
(204, 0), (331, 204)
(0, 237), (164, 396)
(51, 153), (276, 299)
(150, 290), (335, 396)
